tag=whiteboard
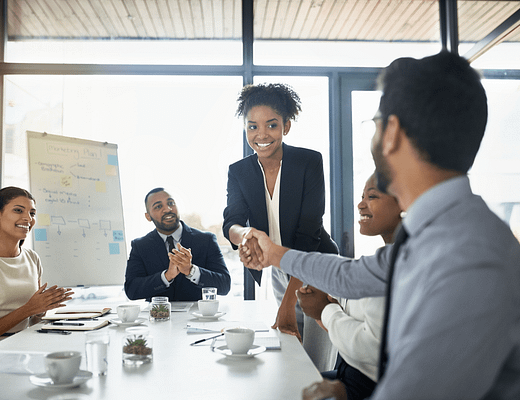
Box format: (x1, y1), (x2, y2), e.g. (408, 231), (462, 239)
(27, 131), (127, 286)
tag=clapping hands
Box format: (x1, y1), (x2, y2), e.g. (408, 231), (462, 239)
(27, 283), (74, 316)
(166, 242), (192, 280)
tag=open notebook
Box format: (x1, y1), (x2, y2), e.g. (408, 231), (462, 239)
(40, 319), (109, 331)
(42, 306), (111, 321)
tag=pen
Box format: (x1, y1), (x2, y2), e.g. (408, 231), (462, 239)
(36, 329), (72, 335)
(190, 332), (224, 346)
(65, 318), (98, 321)
(51, 322), (84, 326)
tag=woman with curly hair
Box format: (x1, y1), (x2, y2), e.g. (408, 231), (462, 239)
(0, 186), (73, 338)
(223, 83), (338, 371)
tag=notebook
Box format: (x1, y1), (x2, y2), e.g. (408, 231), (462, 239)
(42, 307), (111, 320)
(40, 319), (109, 331)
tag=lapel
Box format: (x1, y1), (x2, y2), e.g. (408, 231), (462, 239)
(179, 221), (192, 249)
(247, 154), (269, 233)
(147, 230), (169, 268)
(279, 144), (300, 243)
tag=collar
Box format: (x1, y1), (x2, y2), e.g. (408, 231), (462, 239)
(403, 175), (471, 239)
(156, 222), (183, 244)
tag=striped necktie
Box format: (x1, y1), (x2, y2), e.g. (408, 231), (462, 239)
(378, 225), (409, 379)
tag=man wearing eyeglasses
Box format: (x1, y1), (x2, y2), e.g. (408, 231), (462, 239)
(241, 51), (520, 400)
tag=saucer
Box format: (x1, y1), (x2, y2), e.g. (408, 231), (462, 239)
(110, 317), (146, 327)
(192, 311), (226, 321)
(29, 370), (93, 388)
(214, 345), (266, 359)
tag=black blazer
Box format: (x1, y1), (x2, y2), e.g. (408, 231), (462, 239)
(223, 143), (338, 284)
(125, 221), (231, 301)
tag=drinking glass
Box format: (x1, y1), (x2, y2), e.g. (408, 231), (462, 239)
(85, 331), (110, 376)
(202, 287), (217, 301)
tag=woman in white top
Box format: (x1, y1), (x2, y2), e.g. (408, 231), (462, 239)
(298, 172), (402, 400)
(0, 186), (73, 337)
(223, 83), (339, 371)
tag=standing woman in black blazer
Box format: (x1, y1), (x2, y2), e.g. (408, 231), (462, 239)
(223, 83), (339, 371)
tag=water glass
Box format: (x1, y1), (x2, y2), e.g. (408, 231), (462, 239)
(85, 331), (110, 376)
(202, 287), (217, 301)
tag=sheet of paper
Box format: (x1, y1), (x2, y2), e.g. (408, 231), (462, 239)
(212, 331), (281, 350)
(186, 320), (269, 334)
(142, 302), (193, 312)
(170, 302), (193, 312)
(0, 351), (46, 375)
(186, 321), (268, 333)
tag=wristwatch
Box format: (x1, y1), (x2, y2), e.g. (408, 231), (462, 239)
(186, 265), (195, 280)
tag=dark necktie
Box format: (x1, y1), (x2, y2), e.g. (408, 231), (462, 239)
(378, 225), (409, 379)
(166, 236), (175, 253)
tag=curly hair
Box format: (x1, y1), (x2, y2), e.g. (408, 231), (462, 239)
(235, 83), (302, 124)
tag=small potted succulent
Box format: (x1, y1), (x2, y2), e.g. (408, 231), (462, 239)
(150, 296), (171, 321)
(122, 327), (153, 366)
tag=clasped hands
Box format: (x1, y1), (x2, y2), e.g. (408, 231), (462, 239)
(166, 242), (192, 281)
(238, 227), (276, 270)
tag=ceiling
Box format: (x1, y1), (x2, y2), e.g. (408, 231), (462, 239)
(6, 0), (520, 44)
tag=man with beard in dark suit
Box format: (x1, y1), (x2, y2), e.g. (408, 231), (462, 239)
(125, 188), (230, 301)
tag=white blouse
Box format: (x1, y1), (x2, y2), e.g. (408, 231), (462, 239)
(258, 159), (283, 247)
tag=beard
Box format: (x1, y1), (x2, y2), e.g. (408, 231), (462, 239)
(150, 213), (180, 234)
(372, 137), (393, 195)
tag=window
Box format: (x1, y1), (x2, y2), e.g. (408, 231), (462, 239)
(3, 74), (246, 296)
(5, 0), (243, 65)
(470, 79), (520, 243)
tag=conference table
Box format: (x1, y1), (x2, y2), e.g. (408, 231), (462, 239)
(0, 297), (322, 400)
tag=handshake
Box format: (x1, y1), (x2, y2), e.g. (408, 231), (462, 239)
(238, 228), (290, 270)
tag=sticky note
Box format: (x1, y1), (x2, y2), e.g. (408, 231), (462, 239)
(109, 243), (120, 255)
(37, 213), (51, 226)
(105, 165), (117, 176)
(61, 175), (73, 187)
(113, 230), (124, 241)
(107, 155), (118, 166)
(96, 181), (106, 193)
(34, 229), (47, 241)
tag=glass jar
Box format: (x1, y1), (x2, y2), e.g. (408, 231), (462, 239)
(122, 327), (153, 366)
(150, 296), (171, 321)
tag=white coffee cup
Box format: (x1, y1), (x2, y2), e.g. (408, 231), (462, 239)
(197, 299), (219, 316)
(117, 304), (141, 322)
(44, 351), (82, 384)
(224, 328), (255, 354)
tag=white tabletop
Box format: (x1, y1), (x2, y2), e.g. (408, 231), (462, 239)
(0, 298), (322, 400)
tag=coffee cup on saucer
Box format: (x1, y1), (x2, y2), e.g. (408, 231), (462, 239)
(224, 328), (255, 354)
(44, 351), (82, 384)
(117, 304), (141, 323)
(197, 299), (219, 316)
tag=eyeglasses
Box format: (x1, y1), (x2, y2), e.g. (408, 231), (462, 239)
(360, 116), (383, 137)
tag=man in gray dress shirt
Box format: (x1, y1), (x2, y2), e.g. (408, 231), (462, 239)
(240, 51), (520, 400)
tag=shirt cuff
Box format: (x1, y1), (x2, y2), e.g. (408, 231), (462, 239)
(321, 303), (344, 330)
(185, 264), (201, 285)
(161, 270), (172, 287)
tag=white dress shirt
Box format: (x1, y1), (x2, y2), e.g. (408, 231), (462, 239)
(157, 225), (201, 286)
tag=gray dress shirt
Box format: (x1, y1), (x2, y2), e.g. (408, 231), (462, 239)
(281, 176), (520, 399)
